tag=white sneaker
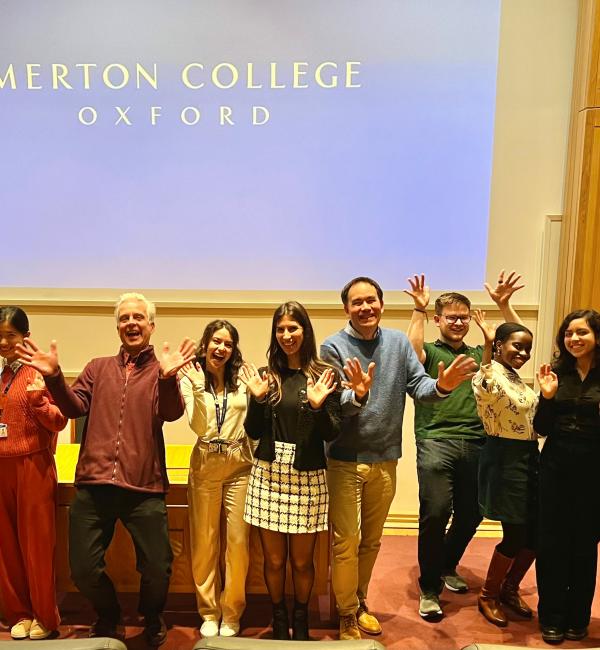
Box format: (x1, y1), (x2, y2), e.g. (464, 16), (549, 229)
(200, 619), (219, 637)
(220, 621), (239, 637)
(11, 619), (33, 639)
(30, 619), (53, 640)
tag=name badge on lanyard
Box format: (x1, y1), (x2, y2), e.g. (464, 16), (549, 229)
(0, 365), (21, 437)
(210, 385), (228, 435)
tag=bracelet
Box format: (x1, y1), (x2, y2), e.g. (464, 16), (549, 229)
(413, 308), (427, 314)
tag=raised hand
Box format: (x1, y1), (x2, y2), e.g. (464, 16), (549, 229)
(536, 363), (558, 399)
(484, 269), (525, 306)
(404, 274), (430, 310)
(179, 360), (205, 386)
(26, 371), (46, 392)
(342, 357), (376, 400)
(239, 363), (270, 401)
(306, 368), (337, 409)
(160, 337), (196, 377)
(472, 309), (496, 344)
(16, 338), (59, 377)
(437, 354), (478, 392)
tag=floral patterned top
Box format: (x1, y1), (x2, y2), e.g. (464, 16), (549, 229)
(472, 361), (538, 441)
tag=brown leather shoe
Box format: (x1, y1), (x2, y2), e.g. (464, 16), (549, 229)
(339, 613), (362, 641)
(500, 583), (533, 618)
(357, 604), (382, 635)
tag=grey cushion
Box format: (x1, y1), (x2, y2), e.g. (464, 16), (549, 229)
(194, 639), (386, 650)
(0, 639), (126, 650)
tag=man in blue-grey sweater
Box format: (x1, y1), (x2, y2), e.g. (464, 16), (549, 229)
(320, 276), (477, 641)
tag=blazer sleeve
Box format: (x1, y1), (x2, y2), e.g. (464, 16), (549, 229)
(311, 390), (342, 442)
(244, 396), (268, 440)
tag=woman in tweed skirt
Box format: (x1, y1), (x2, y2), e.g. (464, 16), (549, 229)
(240, 301), (369, 641)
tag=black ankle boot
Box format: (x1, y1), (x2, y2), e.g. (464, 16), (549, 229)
(272, 601), (290, 640)
(292, 601), (309, 641)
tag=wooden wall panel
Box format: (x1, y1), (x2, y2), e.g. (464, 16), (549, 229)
(556, 0), (600, 319)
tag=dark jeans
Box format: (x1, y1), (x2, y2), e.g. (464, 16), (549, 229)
(537, 436), (600, 629)
(417, 437), (484, 592)
(69, 485), (173, 623)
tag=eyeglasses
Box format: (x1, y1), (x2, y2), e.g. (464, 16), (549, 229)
(443, 314), (471, 324)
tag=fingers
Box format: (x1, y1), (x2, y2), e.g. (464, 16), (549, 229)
(367, 362), (376, 379)
(178, 337), (197, 358)
(23, 337), (40, 352)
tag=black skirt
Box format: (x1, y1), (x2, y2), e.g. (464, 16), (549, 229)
(478, 436), (539, 524)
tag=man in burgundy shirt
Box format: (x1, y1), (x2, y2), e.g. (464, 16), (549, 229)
(17, 293), (195, 646)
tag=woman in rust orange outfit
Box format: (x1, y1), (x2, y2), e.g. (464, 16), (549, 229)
(0, 306), (67, 640)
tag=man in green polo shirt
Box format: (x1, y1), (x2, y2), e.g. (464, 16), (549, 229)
(405, 271), (523, 620)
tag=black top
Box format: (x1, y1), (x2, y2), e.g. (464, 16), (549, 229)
(273, 368), (307, 444)
(244, 368), (341, 471)
(534, 366), (600, 441)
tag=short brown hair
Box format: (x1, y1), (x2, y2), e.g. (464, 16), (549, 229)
(434, 292), (471, 315)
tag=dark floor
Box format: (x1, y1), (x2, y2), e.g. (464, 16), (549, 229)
(1, 536), (599, 649)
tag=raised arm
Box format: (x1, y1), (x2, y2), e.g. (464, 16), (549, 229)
(25, 373), (68, 433)
(320, 343), (365, 416)
(533, 364), (559, 436)
(404, 274), (430, 364)
(178, 362), (208, 436)
(485, 269), (524, 324)
(472, 309), (496, 366)
(17, 338), (92, 418)
(157, 337), (195, 422)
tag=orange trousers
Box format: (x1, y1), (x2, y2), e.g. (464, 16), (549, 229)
(0, 450), (60, 630)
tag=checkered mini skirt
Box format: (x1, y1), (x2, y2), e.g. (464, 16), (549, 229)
(244, 440), (329, 534)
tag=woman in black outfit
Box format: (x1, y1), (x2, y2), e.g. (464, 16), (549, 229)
(240, 301), (369, 641)
(535, 309), (600, 644)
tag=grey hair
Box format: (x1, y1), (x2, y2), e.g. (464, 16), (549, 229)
(114, 292), (156, 323)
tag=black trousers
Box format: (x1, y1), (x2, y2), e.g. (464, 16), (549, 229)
(536, 436), (600, 629)
(417, 437), (484, 592)
(69, 485), (173, 623)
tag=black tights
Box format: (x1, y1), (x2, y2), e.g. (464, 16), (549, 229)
(258, 528), (317, 605)
(497, 522), (535, 558)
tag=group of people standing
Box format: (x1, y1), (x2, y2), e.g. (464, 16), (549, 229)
(0, 274), (598, 646)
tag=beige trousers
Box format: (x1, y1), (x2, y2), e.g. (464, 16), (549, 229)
(327, 458), (397, 615)
(188, 442), (252, 624)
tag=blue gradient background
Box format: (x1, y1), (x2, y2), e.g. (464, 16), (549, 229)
(0, 1), (500, 291)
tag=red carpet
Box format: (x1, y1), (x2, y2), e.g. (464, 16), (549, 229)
(1, 535), (599, 649)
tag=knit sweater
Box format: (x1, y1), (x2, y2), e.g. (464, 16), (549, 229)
(320, 326), (440, 462)
(0, 365), (67, 457)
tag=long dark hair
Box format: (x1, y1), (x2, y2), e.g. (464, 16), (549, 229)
(553, 309), (600, 372)
(196, 320), (243, 393)
(267, 301), (332, 404)
(0, 306), (30, 335)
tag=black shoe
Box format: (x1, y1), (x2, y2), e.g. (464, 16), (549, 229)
(292, 601), (310, 641)
(540, 625), (565, 644)
(145, 614), (168, 647)
(89, 618), (120, 640)
(565, 627), (588, 641)
(272, 601), (290, 641)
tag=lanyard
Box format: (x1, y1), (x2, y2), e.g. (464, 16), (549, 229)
(209, 385), (228, 435)
(0, 366), (21, 416)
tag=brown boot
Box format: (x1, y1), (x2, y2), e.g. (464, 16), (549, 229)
(478, 548), (513, 627)
(500, 548), (535, 618)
